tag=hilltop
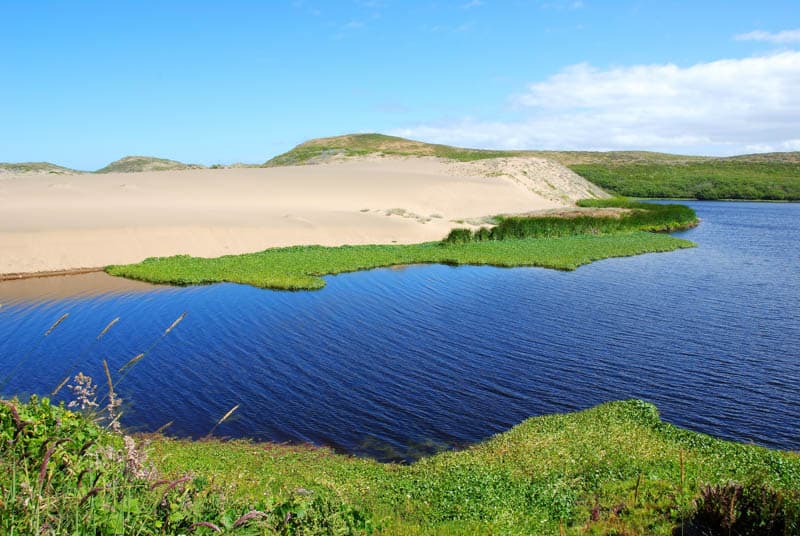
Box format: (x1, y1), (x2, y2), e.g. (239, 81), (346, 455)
(94, 156), (202, 174)
(264, 133), (702, 167)
(2, 134), (798, 199)
(0, 161), (80, 175)
(0, 156), (201, 175)
(267, 134), (800, 200)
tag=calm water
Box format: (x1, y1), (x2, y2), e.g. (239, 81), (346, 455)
(1, 201), (798, 460)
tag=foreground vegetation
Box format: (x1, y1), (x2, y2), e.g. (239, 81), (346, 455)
(571, 161), (800, 201)
(3, 397), (798, 534)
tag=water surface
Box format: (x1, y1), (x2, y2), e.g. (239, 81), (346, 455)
(1, 201), (798, 460)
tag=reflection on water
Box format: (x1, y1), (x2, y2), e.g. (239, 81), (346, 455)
(0, 201), (798, 461)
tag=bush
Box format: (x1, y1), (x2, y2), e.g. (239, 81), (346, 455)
(689, 482), (800, 535)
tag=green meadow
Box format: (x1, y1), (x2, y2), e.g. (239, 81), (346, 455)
(571, 161), (800, 201)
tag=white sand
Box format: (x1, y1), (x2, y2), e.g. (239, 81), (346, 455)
(0, 156), (605, 275)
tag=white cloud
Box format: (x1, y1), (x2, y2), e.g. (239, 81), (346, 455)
(735, 29), (800, 44)
(392, 51), (800, 155)
(461, 0), (484, 8)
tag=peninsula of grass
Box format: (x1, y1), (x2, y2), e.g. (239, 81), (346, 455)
(107, 198), (697, 290)
(106, 233), (691, 290)
(3, 397), (798, 534)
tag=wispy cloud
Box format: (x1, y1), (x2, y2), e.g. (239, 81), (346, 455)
(735, 28), (800, 44)
(539, 0), (585, 10)
(392, 51), (800, 155)
(461, 0), (484, 9)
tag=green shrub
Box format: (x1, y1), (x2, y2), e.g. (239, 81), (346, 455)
(689, 481), (800, 535)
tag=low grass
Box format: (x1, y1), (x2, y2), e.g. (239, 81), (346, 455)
(3, 397), (798, 534)
(106, 232), (694, 290)
(571, 161), (800, 201)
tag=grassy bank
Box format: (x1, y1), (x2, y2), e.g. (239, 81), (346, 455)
(571, 161), (800, 201)
(3, 397), (798, 534)
(106, 232), (694, 291)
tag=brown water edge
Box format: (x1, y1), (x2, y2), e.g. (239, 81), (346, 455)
(0, 270), (170, 303)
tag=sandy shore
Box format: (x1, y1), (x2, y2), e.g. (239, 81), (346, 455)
(0, 156), (604, 275)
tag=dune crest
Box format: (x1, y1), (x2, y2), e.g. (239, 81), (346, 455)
(0, 155), (606, 275)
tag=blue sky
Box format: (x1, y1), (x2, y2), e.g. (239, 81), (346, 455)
(1, 1), (798, 169)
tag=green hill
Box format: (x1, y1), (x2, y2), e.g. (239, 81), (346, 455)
(0, 162), (80, 174)
(267, 134), (800, 200)
(264, 133), (704, 167)
(94, 156), (203, 174)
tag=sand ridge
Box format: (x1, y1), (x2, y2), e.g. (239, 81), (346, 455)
(0, 156), (606, 274)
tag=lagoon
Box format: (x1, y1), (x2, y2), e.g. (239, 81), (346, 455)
(0, 201), (797, 460)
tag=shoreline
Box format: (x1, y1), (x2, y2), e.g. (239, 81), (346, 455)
(0, 266), (103, 282)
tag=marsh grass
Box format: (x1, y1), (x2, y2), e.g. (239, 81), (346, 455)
(444, 198), (698, 244)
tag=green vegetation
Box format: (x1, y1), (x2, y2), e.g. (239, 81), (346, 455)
(107, 231), (694, 290)
(571, 161), (800, 201)
(444, 198), (697, 244)
(3, 397), (798, 534)
(95, 156), (202, 174)
(1, 396), (372, 535)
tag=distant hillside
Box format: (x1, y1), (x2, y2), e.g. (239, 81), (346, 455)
(264, 133), (707, 167)
(0, 162), (80, 175)
(95, 156), (203, 174)
(267, 134), (800, 200)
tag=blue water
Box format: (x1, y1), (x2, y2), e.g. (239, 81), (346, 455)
(1, 201), (798, 460)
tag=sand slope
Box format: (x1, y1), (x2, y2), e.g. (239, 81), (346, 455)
(0, 156), (606, 274)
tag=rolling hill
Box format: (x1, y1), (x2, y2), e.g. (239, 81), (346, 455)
(267, 134), (800, 200)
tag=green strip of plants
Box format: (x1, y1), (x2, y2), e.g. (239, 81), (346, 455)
(106, 231), (694, 291)
(570, 162), (800, 200)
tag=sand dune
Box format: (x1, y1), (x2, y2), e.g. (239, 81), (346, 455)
(0, 156), (605, 275)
